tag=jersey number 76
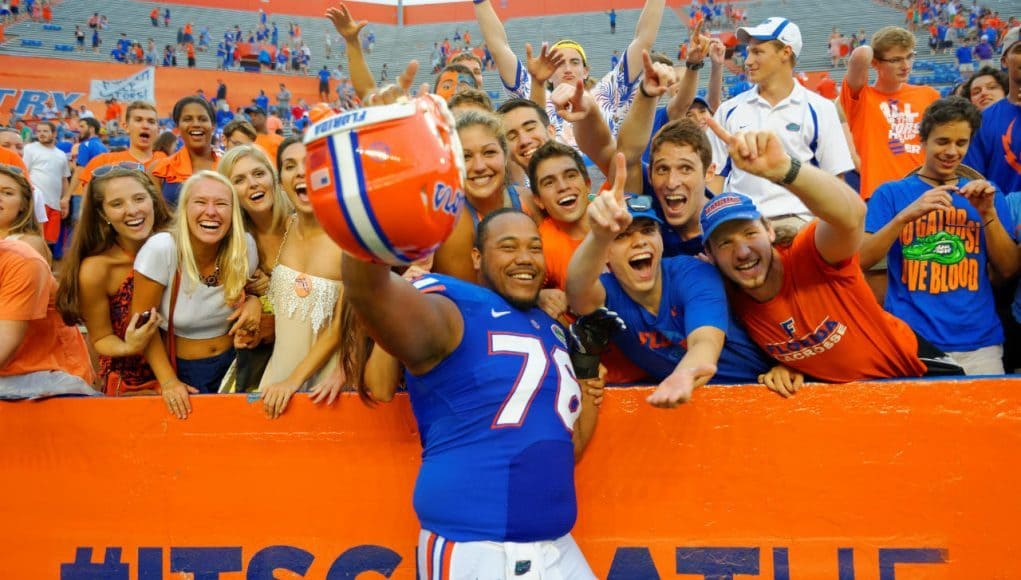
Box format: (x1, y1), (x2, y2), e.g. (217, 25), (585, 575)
(489, 333), (582, 431)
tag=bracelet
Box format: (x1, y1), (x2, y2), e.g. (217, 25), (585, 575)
(778, 157), (802, 185)
(984, 218), (995, 227)
(685, 60), (705, 71)
(639, 82), (654, 98)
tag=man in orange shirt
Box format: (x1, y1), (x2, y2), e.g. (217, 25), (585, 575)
(104, 99), (122, 132)
(0, 239), (94, 396)
(244, 105), (282, 163)
(77, 101), (164, 196)
(700, 126), (962, 385)
(842, 26), (940, 201)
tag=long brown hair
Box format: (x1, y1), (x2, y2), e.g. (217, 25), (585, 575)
(0, 165), (41, 237)
(57, 168), (173, 325)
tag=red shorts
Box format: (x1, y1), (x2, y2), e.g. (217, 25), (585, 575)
(43, 205), (61, 243)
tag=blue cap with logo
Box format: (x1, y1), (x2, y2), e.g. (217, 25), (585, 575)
(699, 192), (762, 241)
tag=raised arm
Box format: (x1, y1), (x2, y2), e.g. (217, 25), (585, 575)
(326, 4), (375, 99)
(666, 22), (708, 121)
(342, 255), (463, 375)
(617, 52), (674, 192)
(554, 79), (615, 176)
(845, 45), (873, 97)
(709, 120), (866, 264)
(624, 0), (666, 81)
(524, 42), (565, 109)
(707, 38), (725, 113)
(566, 155), (628, 315)
(474, 0), (523, 89)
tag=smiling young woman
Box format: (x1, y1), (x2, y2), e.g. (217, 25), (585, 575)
(130, 171), (263, 419)
(149, 96), (219, 208)
(56, 168), (172, 395)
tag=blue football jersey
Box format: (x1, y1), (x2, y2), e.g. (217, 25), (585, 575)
(406, 274), (581, 542)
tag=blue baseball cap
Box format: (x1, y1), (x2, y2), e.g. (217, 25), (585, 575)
(624, 194), (664, 224)
(699, 192), (762, 241)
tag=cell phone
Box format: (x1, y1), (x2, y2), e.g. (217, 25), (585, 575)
(138, 310), (152, 325)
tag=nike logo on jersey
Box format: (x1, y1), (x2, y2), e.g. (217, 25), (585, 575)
(491, 309), (511, 318)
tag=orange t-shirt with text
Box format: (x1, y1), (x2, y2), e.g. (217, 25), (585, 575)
(728, 222), (926, 382)
(0, 240), (94, 383)
(839, 80), (939, 199)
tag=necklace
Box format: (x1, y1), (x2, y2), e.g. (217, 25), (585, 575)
(202, 261), (221, 287)
(916, 172), (959, 187)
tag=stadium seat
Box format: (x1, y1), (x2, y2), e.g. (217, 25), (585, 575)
(42, 24), (61, 31)
(20, 39), (43, 47)
(54, 44), (75, 52)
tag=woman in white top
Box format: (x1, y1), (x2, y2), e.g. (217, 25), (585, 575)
(131, 170), (263, 419)
(258, 137), (345, 418)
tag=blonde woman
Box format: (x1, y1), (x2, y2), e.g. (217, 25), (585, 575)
(218, 145), (294, 390)
(258, 137), (344, 418)
(0, 165), (50, 263)
(131, 170), (262, 419)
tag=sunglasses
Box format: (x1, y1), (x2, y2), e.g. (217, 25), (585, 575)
(0, 163), (25, 175)
(624, 194), (653, 212)
(93, 161), (146, 177)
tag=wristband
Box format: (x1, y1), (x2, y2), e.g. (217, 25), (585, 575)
(639, 82), (655, 99)
(984, 218), (995, 227)
(685, 60), (705, 71)
(473, 0), (487, 4)
(778, 157), (802, 185)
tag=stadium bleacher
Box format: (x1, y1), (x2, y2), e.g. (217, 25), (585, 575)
(1, 0), (1013, 104)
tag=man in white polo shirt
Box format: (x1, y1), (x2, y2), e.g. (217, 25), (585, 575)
(709, 17), (854, 243)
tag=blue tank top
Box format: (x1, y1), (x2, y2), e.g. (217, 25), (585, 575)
(406, 274), (580, 542)
(465, 185), (523, 227)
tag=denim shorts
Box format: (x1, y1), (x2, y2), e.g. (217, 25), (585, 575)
(176, 349), (235, 394)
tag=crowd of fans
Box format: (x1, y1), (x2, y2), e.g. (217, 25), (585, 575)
(0, 0), (1019, 412)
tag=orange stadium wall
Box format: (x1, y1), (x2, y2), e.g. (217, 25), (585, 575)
(0, 56), (322, 122)
(2, 378), (1019, 578)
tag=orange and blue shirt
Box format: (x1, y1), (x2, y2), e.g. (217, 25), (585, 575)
(149, 147), (219, 207)
(963, 99), (1021, 195)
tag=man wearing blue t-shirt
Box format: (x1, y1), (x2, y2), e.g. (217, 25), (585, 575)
(69, 117), (107, 219)
(317, 65), (332, 101)
(862, 97), (1019, 375)
(963, 26), (1021, 194)
(567, 165), (785, 407)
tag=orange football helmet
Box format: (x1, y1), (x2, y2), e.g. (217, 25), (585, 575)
(304, 95), (466, 265)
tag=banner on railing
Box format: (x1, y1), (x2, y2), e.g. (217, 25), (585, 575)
(89, 67), (156, 103)
(2, 379), (1019, 578)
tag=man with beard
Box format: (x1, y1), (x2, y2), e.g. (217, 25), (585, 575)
(68, 116), (107, 221)
(22, 122), (70, 255)
(700, 125), (961, 384)
(77, 101), (163, 198)
(344, 208), (600, 578)
(566, 159), (777, 404)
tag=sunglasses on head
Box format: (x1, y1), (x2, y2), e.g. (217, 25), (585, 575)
(0, 163), (25, 175)
(93, 161), (146, 177)
(624, 194), (653, 212)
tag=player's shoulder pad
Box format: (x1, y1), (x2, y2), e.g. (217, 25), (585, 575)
(411, 273), (488, 303)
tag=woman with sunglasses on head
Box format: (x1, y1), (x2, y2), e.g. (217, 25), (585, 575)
(56, 168), (171, 395)
(0, 165), (51, 264)
(150, 96), (219, 208)
(256, 138), (346, 418)
(217, 145), (292, 390)
(131, 171), (263, 419)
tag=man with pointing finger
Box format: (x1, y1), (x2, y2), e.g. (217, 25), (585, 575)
(701, 125), (962, 383)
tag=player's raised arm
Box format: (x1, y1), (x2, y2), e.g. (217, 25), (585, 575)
(474, 0), (525, 90)
(326, 4), (376, 99)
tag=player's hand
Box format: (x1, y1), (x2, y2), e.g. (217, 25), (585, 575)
(538, 288), (569, 322)
(325, 4), (367, 43)
(551, 79), (589, 122)
(569, 307), (627, 355)
(640, 49), (675, 99)
(707, 117), (791, 183)
(647, 364), (715, 408)
(896, 184), (954, 225)
(525, 41), (565, 84)
(959, 179), (997, 218)
(757, 364), (805, 398)
(586, 153), (631, 242)
(162, 379), (200, 419)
